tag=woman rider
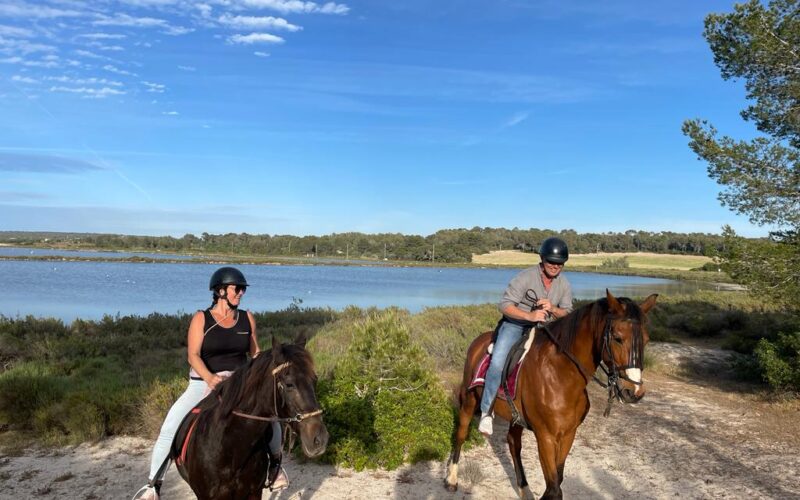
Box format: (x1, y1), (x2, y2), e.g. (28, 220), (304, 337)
(133, 266), (288, 499)
(478, 237), (574, 436)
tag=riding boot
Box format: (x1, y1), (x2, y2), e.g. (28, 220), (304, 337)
(266, 451), (282, 488)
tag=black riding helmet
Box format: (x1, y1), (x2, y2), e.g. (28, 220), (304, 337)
(539, 237), (569, 264)
(209, 266), (248, 291)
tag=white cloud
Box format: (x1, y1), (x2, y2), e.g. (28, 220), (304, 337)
(0, 24), (34, 38)
(103, 64), (138, 77)
(228, 32), (284, 45)
(196, 3), (213, 18)
(162, 110), (179, 115)
(218, 14), (301, 32)
(142, 80), (165, 92)
(86, 41), (125, 51)
(46, 76), (124, 87)
(164, 25), (194, 36)
(236, 0), (349, 15)
(0, 56), (22, 64)
(0, 38), (57, 54)
(49, 86), (126, 98)
(11, 74), (38, 84)
(78, 33), (127, 40)
(0, 2), (85, 19)
(254, 51), (270, 57)
(74, 49), (114, 61)
(93, 14), (170, 29)
(178, 65), (196, 71)
(503, 111), (529, 128)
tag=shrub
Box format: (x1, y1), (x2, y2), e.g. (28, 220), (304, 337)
(599, 256), (629, 269)
(317, 310), (454, 470)
(0, 362), (67, 428)
(753, 332), (800, 392)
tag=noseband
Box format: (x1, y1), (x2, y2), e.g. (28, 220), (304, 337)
(231, 361), (323, 424)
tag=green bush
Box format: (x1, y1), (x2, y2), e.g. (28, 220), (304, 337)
(599, 256), (629, 269)
(0, 362), (67, 427)
(753, 332), (800, 392)
(317, 310), (455, 470)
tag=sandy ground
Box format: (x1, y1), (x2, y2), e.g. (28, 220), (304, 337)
(2, 344), (799, 500)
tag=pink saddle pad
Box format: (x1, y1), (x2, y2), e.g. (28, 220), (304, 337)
(468, 353), (522, 400)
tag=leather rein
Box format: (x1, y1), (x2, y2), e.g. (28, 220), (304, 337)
(231, 361), (323, 424)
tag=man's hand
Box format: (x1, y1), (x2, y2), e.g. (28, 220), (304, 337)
(536, 299), (553, 312)
(528, 309), (549, 323)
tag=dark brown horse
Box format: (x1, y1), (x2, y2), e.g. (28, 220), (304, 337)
(446, 290), (657, 499)
(171, 335), (328, 500)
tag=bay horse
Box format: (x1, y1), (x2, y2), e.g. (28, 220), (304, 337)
(171, 335), (328, 500)
(446, 290), (657, 499)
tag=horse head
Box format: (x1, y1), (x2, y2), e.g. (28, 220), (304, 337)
(271, 334), (329, 458)
(599, 290), (658, 404)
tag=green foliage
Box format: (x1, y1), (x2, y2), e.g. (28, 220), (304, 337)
(599, 256), (630, 269)
(717, 227), (800, 310)
(753, 331), (800, 391)
(4, 227), (736, 264)
(0, 306), (339, 444)
(317, 310), (455, 470)
(683, 0), (800, 309)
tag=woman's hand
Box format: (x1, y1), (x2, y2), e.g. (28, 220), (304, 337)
(207, 374), (224, 390)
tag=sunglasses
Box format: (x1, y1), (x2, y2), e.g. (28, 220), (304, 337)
(229, 285), (247, 294)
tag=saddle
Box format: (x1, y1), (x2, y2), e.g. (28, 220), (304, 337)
(468, 319), (535, 400)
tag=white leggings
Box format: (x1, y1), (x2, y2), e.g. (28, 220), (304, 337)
(148, 378), (283, 481)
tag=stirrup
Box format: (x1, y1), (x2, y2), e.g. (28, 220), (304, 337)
(131, 484), (159, 500)
(268, 467), (289, 491)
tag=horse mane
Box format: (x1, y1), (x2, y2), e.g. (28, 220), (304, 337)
(545, 296), (645, 352)
(215, 343), (316, 416)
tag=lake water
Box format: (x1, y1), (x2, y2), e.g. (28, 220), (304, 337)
(3, 258), (720, 322)
(0, 246), (193, 260)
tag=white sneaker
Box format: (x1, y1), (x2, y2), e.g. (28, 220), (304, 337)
(478, 413), (493, 437)
(131, 485), (159, 500)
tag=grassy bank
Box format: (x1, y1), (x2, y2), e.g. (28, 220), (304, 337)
(1, 292), (795, 459)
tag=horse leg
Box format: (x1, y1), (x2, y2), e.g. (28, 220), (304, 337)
(534, 431), (562, 500)
(507, 424), (533, 499)
(556, 428), (577, 487)
(445, 386), (477, 492)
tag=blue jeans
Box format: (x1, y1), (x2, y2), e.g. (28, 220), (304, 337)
(480, 321), (525, 415)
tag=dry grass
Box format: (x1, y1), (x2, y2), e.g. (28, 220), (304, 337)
(472, 250), (713, 270)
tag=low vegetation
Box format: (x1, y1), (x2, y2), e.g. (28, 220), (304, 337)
(0, 291), (797, 462)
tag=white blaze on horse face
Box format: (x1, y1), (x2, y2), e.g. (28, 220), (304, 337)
(446, 462), (459, 486)
(626, 368), (643, 395)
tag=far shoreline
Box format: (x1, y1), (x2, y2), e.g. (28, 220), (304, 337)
(0, 245), (739, 285)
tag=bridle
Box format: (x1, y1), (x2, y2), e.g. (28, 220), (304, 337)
(539, 312), (645, 417)
(231, 361), (323, 424)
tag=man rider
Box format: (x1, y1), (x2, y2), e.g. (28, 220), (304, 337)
(478, 237), (574, 436)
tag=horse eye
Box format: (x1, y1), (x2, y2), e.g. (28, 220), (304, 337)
(613, 335), (624, 344)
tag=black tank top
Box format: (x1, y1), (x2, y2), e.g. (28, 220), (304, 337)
(200, 309), (251, 373)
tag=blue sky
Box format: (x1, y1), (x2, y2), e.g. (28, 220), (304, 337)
(0, 0), (772, 237)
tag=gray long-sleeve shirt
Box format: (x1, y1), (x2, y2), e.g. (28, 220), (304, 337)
(499, 265), (573, 322)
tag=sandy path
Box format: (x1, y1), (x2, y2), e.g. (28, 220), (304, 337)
(2, 357), (798, 499)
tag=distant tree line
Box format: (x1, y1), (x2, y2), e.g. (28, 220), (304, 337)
(1, 228), (740, 264)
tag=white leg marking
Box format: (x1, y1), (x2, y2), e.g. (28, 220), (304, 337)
(446, 462), (459, 486)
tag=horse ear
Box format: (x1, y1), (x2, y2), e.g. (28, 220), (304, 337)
(606, 289), (624, 315)
(639, 294), (658, 314)
(295, 332), (307, 349)
(271, 336), (282, 360)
